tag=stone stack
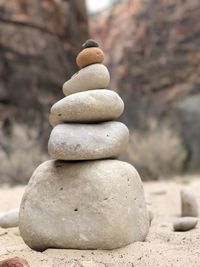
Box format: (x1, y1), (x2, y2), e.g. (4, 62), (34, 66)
(19, 40), (149, 251)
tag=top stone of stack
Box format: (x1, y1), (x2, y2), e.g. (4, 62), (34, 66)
(82, 39), (99, 48)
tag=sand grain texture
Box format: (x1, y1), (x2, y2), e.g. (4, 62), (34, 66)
(0, 177), (200, 266)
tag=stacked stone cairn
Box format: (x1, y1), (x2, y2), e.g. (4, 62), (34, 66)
(19, 39), (149, 251)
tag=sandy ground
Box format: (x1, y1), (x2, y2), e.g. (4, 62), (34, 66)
(0, 176), (200, 267)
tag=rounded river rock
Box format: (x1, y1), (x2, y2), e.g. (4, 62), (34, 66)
(62, 64), (110, 96)
(181, 187), (199, 217)
(173, 217), (198, 231)
(19, 159), (149, 251)
(49, 89), (124, 126)
(48, 122), (129, 160)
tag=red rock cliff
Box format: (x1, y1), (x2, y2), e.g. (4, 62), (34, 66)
(90, 0), (200, 170)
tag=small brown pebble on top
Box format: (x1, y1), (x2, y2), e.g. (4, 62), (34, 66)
(82, 39), (99, 48)
(76, 47), (104, 68)
(76, 39), (104, 68)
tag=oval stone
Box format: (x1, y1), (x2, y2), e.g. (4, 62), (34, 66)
(76, 47), (104, 68)
(173, 217), (198, 231)
(62, 64), (110, 96)
(48, 122), (129, 160)
(19, 159), (149, 251)
(181, 187), (199, 217)
(49, 90), (124, 126)
(0, 208), (19, 228)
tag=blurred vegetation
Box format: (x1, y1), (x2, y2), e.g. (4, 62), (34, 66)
(0, 123), (47, 185)
(124, 120), (186, 180)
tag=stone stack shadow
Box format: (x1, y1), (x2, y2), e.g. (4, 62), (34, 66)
(19, 40), (149, 251)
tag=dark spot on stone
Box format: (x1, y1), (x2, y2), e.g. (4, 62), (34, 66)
(74, 208), (78, 211)
(82, 39), (99, 48)
(60, 187), (63, 190)
(55, 160), (65, 167)
(75, 144), (81, 151)
(104, 198), (108, 200)
(58, 114), (61, 116)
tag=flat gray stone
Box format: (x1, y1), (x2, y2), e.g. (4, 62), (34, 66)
(48, 122), (129, 160)
(63, 64), (110, 96)
(19, 159), (149, 251)
(49, 89), (124, 126)
(173, 217), (198, 231)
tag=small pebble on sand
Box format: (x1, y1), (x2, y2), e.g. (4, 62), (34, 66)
(148, 210), (154, 225)
(173, 217), (198, 232)
(181, 187), (198, 217)
(0, 208), (19, 228)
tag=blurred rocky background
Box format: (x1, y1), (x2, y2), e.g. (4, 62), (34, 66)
(0, 0), (200, 184)
(90, 0), (200, 179)
(0, 0), (88, 183)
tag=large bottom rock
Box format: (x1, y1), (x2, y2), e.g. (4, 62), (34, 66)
(19, 160), (149, 251)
